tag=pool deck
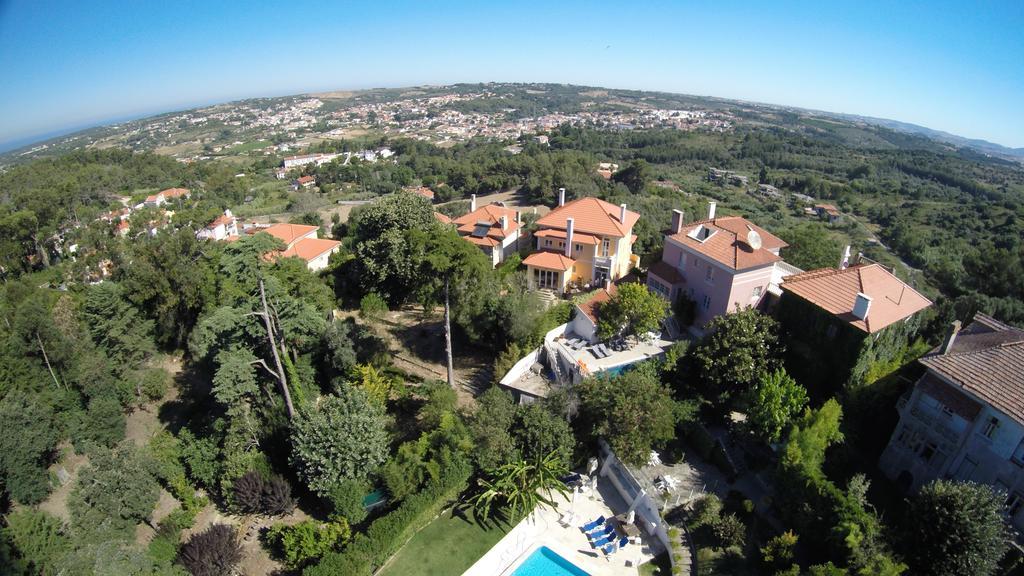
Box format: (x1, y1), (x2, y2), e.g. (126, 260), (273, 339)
(462, 475), (655, 576)
(555, 332), (675, 375)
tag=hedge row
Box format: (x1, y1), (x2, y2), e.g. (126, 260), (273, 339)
(304, 459), (472, 576)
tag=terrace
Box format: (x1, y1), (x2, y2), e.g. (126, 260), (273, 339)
(463, 474), (658, 576)
(552, 330), (676, 377)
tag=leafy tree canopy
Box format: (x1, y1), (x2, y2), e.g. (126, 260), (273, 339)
(578, 368), (677, 467)
(596, 282), (669, 340)
(902, 479), (1010, 576)
(290, 386), (390, 496)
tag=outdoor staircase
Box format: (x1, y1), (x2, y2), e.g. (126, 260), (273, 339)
(535, 289), (558, 308)
(543, 342), (568, 389)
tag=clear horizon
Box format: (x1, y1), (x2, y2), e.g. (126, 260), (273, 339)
(1, 0), (1022, 149)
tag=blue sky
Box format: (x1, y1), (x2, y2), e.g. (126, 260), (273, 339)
(1, 0), (1022, 149)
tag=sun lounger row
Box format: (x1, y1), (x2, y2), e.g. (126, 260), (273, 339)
(590, 344), (612, 358)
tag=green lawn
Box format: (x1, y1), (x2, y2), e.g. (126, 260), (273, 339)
(377, 509), (519, 576)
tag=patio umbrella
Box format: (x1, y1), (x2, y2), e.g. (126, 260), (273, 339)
(626, 509), (635, 525)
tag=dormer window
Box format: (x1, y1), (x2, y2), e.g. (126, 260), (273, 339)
(688, 224), (717, 243)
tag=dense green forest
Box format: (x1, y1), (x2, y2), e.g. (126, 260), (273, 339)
(1, 110), (1022, 575)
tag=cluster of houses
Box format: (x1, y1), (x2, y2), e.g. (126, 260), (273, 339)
(195, 210), (340, 272)
(475, 188), (1022, 525)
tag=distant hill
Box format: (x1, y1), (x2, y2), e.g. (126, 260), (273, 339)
(821, 112), (1024, 162)
(2, 82), (1021, 165)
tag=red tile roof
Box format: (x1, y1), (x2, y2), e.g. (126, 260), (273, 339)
(463, 235), (499, 248)
(534, 228), (599, 245)
(781, 263), (932, 333)
(280, 238), (341, 261)
(916, 315), (1024, 422)
(523, 251), (575, 272)
(207, 213), (235, 228)
(453, 204), (519, 240)
(161, 187), (190, 198)
(576, 285), (617, 323)
(536, 197), (639, 238)
(406, 186), (435, 200)
(668, 216), (787, 271)
(258, 223), (319, 246)
(297, 176), (315, 185)
(433, 212), (452, 224)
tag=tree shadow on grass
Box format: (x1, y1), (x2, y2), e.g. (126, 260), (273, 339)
(450, 499), (519, 532)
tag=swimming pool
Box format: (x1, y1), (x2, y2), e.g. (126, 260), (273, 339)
(510, 546), (590, 576)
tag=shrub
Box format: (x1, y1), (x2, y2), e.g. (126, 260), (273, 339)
(232, 470), (265, 513)
(689, 494), (723, 529)
(265, 519), (350, 568)
(327, 479), (369, 525)
(231, 470), (295, 516)
(359, 293), (388, 322)
(136, 367), (171, 402)
(712, 513), (746, 549)
(178, 524), (242, 576)
(761, 530), (799, 569)
(263, 474), (296, 516)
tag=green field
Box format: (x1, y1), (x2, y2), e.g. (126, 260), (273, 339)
(377, 509), (518, 576)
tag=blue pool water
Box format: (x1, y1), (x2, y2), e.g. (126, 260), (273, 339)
(511, 546), (590, 576)
(600, 362), (635, 377)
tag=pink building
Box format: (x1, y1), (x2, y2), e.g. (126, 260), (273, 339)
(647, 202), (799, 332)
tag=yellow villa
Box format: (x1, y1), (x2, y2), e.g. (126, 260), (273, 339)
(523, 188), (640, 295)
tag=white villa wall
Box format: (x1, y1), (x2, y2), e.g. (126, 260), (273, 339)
(499, 348), (542, 387)
(571, 310), (597, 343)
(598, 440), (670, 553)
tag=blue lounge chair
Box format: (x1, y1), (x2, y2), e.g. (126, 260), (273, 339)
(588, 524), (614, 538)
(602, 542), (617, 555)
(581, 516), (605, 532)
(617, 536), (629, 548)
(591, 534), (612, 549)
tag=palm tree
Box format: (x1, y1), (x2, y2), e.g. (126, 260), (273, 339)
(471, 451), (570, 519)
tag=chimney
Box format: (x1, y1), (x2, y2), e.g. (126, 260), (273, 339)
(619, 203), (628, 223)
(708, 201), (716, 219)
(470, 194), (477, 212)
(839, 245), (851, 270)
(515, 210), (521, 225)
(940, 320), (962, 355)
(499, 215), (508, 231)
(558, 188), (566, 207)
(565, 217), (574, 257)
(670, 209), (684, 234)
(852, 292), (872, 321)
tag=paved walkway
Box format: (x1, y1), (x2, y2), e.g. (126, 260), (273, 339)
(463, 477), (655, 576)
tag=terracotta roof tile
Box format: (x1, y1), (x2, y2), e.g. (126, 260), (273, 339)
(781, 263), (931, 333)
(920, 331), (1024, 423)
(523, 251), (575, 272)
(535, 197), (639, 238)
(433, 212), (452, 224)
(259, 223), (319, 245)
(534, 228), (599, 245)
(667, 216), (786, 271)
(453, 204), (520, 239)
(576, 285), (617, 323)
(280, 238), (341, 261)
